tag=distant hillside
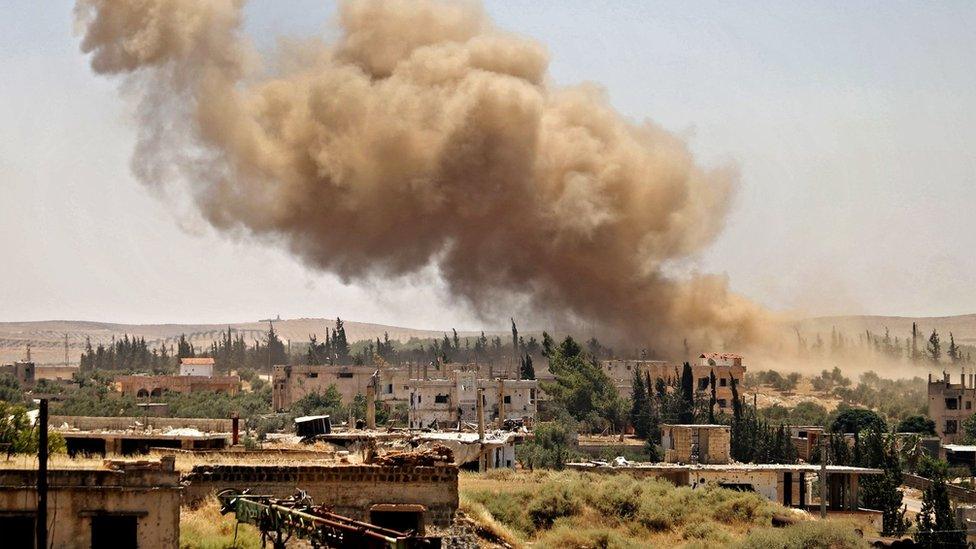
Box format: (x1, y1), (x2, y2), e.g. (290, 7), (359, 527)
(5, 313), (976, 366)
(0, 318), (500, 366)
(793, 314), (976, 345)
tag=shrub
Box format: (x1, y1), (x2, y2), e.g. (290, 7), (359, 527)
(535, 525), (643, 549)
(736, 519), (867, 549)
(528, 484), (582, 529)
(683, 520), (730, 543)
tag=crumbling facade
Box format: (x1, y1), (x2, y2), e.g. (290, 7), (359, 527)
(928, 370), (976, 443)
(116, 372), (240, 398)
(0, 460), (180, 548)
(0, 360), (35, 386)
(182, 463), (458, 528)
(407, 371), (537, 429)
(598, 353), (745, 412)
(178, 357), (215, 377)
(272, 364), (412, 411)
(661, 424), (731, 465)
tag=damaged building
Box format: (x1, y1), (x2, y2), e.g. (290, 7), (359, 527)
(0, 458), (181, 548)
(408, 370), (537, 429)
(928, 369), (976, 443)
(598, 353), (745, 412)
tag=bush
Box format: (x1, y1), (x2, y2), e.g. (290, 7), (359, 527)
(535, 525), (643, 549)
(528, 484), (582, 529)
(736, 519), (867, 548)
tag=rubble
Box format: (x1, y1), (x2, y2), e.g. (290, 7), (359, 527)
(372, 445), (454, 467)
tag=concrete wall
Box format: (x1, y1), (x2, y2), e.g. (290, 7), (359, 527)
(0, 468), (180, 549)
(50, 415), (232, 432)
(182, 464), (458, 527)
(116, 374), (240, 397)
(662, 425), (731, 464)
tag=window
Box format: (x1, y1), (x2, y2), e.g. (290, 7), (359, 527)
(698, 378), (709, 390)
(530, 389), (536, 403)
(92, 515), (138, 549)
(387, 383), (393, 394)
(503, 395), (511, 404)
(946, 398), (959, 410)
(306, 372), (318, 378)
(434, 394), (449, 404)
(946, 420), (959, 434)
(0, 514), (34, 548)
(968, 401), (972, 410)
(720, 378), (727, 387)
(717, 399), (727, 408)
(337, 372), (354, 379)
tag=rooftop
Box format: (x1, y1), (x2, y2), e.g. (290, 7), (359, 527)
(568, 462), (881, 474)
(180, 357), (215, 365)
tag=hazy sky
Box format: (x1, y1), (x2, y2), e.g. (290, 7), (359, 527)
(2, 1), (974, 329)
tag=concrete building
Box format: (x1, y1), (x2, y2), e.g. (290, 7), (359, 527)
(661, 424), (731, 465)
(272, 364), (412, 411)
(0, 360), (35, 386)
(116, 372), (240, 398)
(51, 416), (233, 456)
(178, 357), (215, 377)
(0, 459), (180, 548)
(597, 353), (745, 412)
(928, 370), (976, 443)
(407, 371), (537, 429)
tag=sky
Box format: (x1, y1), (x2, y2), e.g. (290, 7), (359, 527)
(1, 1), (974, 329)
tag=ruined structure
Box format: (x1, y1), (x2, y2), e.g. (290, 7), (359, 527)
(51, 416), (232, 456)
(662, 424), (731, 465)
(272, 363), (411, 411)
(407, 371), (537, 429)
(182, 463), (458, 529)
(928, 370), (976, 443)
(598, 353), (745, 412)
(0, 459), (180, 548)
(0, 360), (35, 386)
(178, 357), (215, 377)
(116, 372), (240, 398)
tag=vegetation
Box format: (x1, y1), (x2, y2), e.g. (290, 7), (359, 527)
(516, 416), (582, 470)
(0, 401), (66, 455)
(460, 469), (870, 548)
(542, 336), (626, 434)
(914, 457), (966, 547)
(180, 496), (262, 549)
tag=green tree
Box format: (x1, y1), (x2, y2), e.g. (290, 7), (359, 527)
(629, 366), (651, 438)
(858, 426), (908, 536)
(708, 369), (717, 424)
(927, 330), (941, 364)
(516, 417), (580, 470)
(177, 334), (195, 359)
(679, 362), (694, 423)
(520, 353), (536, 380)
(948, 332), (961, 363)
(830, 407), (886, 434)
(898, 415), (936, 435)
(543, 337), (625, 433)
(915, 456), (965, 547)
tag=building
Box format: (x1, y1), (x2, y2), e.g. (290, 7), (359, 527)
(569, 423), (881, 513)
(661, 424), (731, 465)
(51, 416), (233, 456)
(597, 353), (745, 412)
(116, 372), (240, 398)
(0, 360), (35, 386)
(272, 364), (413, 411)
(407, 371), (538, 429)
(928, 370), (976, 443)
(178, 357), (215, 377)
(0, 458), (180, 548)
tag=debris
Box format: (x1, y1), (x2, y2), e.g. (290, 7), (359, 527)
(372, 445), (454, 467)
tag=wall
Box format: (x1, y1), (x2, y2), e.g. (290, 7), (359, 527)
(272, 364), (412, 411)
(182, 464), (458, 527)
(116, 374), (240, 397)
(0, 468), (180, 549)
(928, 374), (976, 443)
(50, 415), (232, 432)
(179, 363), (213, 377)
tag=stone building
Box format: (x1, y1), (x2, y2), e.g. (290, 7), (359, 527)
(407, 370), (537, 429)
(116, 372), (240, 398)
(272, 363), (414, 411)
(598, 353), (745, 412)
(0, 459), (180, 548)
(0, 360), (35, 386)
(928, 370), (976, 443)
(661, 424), (731, 465)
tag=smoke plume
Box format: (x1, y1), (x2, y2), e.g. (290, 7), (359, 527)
(76, 0), (769, 352)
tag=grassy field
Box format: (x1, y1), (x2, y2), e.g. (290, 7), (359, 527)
(458, 469), (873, 548)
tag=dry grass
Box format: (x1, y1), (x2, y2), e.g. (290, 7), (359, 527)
(459, 470), (870, 549)
(179, 496), (264, 549)
(0, 450), (340, 472)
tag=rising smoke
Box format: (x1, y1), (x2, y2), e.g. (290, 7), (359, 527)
(75, 0), (770, 353)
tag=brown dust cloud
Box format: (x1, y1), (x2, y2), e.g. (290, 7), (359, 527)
(75, 0), (774, 356)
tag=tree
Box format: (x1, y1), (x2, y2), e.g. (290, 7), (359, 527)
(265, 322), (288, 367)
(948, 333), (961, 363)
(962, 413), (976, 444)
(858, 425), (908, 536)
(630, 366), (652, 438)
(898, 415), (936, 436)
(520, 353), (536, 380)
(679, 362), (694, 423)
(911, 322), (920, 363)
(516, 417), (579, 470)
(830, 407), (886, 434)
(543, 337), (625, 433)
(926, 330), (941, 364)
(332, 318), (350, 363)
(915, 457), (966, 547)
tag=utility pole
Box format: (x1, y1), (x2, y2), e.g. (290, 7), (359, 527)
(64, 333), (69, 368)
(37, 398), (48, 549)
